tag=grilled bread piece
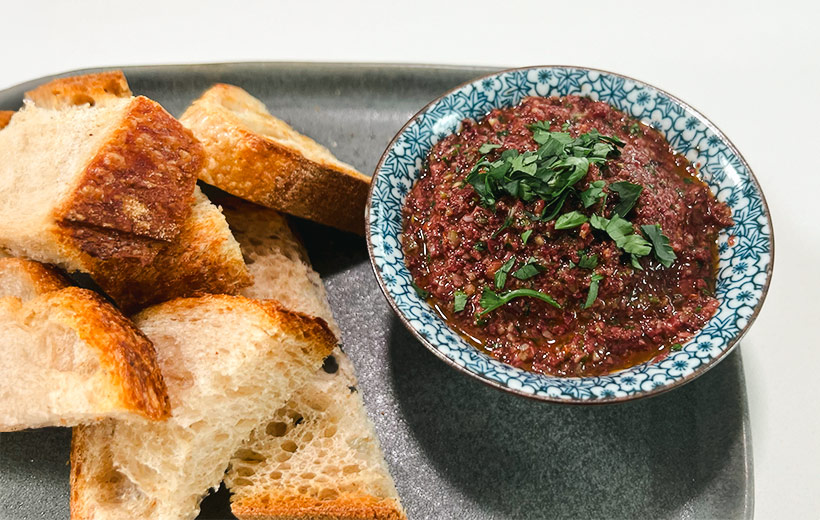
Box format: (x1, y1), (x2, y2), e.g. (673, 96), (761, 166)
(25, 70), (131, 109)
(0, 258), (170, 431)
(0, 95), (202, 272)
(69, 295), (336, 520)
(218, 196), (405, 520)
(181, 84), (370, 235)
(19, 71), (250, 311)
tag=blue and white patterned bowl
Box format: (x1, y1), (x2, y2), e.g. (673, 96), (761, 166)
(366, 66), (773, 403)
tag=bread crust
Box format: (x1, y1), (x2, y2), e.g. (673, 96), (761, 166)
(181, 84), (370, 235)
(0, 257), (71, 295)
(25, 71), (131, 109)
(231, 494), (406, 520)
(0, 110), (12, 129)
(88, 188), (251, 312)
(41, 287), (171, 421)
(54, 96), (202, 264)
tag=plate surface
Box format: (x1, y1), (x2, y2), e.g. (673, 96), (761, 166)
(0, 63), (752, 519)
(368, 66), (773, 403)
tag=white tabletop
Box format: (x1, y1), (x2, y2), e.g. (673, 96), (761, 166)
(2, 0), (818, 517)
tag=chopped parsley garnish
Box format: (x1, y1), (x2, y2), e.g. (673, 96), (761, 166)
(478, 143), (502, 154)
(494, 257), (516, 289)
(453, 290), (467, 312)
(578, 253), (598, 269)
(520, 229), (533, 245)
(629, 122), (642, 136)
(610, 181), (643, 217)
(474, 241), (487, 251)
(465, 126), (624, 210)
(554, 211), (588, 230)
(479, 286), (561, 316)
(512, 258), (545, 280)
(670, 343), (683, 351)
(642, 224), (677, 267)
(411, 281), (429, 299)
(579, 180), (606, 208)
(582, 273), (604, 309)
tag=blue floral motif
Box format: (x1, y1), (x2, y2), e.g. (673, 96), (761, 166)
(368, 67), (772, 403)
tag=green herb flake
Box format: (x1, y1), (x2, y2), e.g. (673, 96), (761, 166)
(610, 181), (644, 217)
(520, 229), (533, 245)
(582, 273), (604, 309)
(494, 257), (516, 289)
(478, 143), (502, 154)
(578, 253), (598, 269)
(512, 258), (545, 280)
(561, 121), (571, 131)
(411, 281), (429, 299)
(479, 286), (561, 316)
(474, 241), (487, 251)
(579, 180), (606, 208)
(670, 343), (683, 352)
(453, 290), (468, 313)
(554, 211), (588, 230)
(641, 224), (677, 267)
(629, 122), (642, 136)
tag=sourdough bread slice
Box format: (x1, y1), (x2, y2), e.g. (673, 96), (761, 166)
(19, 71), (250, 311)
(0, 95), (202, 272)
(181, 84), (370, 235)
(70, 295), (336, 520)
(25, 70), (131, 108)
(89, 186), (251, 312)
(0, 258), (170, 431)
(218, 196), (406, 520)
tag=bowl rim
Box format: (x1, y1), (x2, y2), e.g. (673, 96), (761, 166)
(365, 64), (775, 404)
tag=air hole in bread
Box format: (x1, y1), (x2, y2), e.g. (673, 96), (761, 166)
(71, 94), (95, 106)
(281, 440), (298, 453)
(234, 448), (265, 463)
(321, 355), (338, 374)
(322, 424), (337, 438)
(342, 464), (360, 475)
(318, 488), (339, 501)
(265, 421), (287, 437)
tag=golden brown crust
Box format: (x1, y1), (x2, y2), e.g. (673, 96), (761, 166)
(232, 494), (406, 520)
(25, 71), (131, 109)
(88, 190), (251, 313)
(42, 287), (171, 420)
(55, 96), (203, 263)
(0, 110), (13, 130)
(0, 257), (70, 295)
(182, 84), (370, 235)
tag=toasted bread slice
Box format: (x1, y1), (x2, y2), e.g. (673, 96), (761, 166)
(0, 95), (202, 271)
(25, 71), (131, 109)
(89, 186), (251, 312)
(217, 196), (405, 520)
(0, 258), (170, 431)
(181, 84), (370, 235)
(70, 295), (336, 520)
(0, 110), (13, 129)
(19, 72), (249, 311)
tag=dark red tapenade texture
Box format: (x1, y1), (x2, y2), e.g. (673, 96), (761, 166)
(401, 95), (733, 377)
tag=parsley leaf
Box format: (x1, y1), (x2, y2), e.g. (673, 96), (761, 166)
(520, 229), (533, 245)
(411, 282), (429, 299)
(589, 214), (609, 230)
(554, 211), (588, 230)
(641, 224), (677, 267)
(579, 180), (606, 208)
(610, 181), (643, 217)
(494, 257), (516, 289)
(479, 286), (561, 316)
(478, 143), (502, 154)
(474, 241), (487, 251)
(582, 273), (604, 309)
(465, 127), (624, 213)
(670, 343), (683, 351)
(453, 290), (467, 312)
(512, 258), (545, 280)
(578, 253), (598, 269)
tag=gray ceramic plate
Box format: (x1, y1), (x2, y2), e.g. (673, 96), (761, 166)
(0, 63), (753, 520)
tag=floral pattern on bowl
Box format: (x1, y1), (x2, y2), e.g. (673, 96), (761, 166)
(366, 66), (773, 403)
